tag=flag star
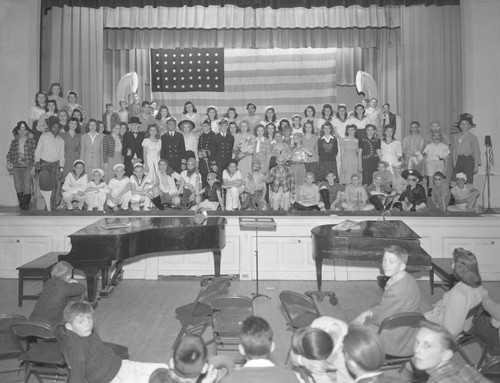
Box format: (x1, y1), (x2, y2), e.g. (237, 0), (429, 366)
(215, 85), (218, 88)
(173, 61), (176, 65)
(198, 53), (201, 56)
(181, 85), (185, 88)
(155, 69), (159, 72)
(164, 54), (167, 57)
(190, 85), (193, 88)
(180, 69), (184, 72)
(206, 69), (209, 72)
(166, 85), (169, 88)
(156, 77), (160, 80)
(214, 69), (218, 72)
(189, 53), (192, 57)
(206, 53), (209, 56)
(181, 61), (184, 64)
(206, 84), (210, 87)
(181, 77), (184, 80)
(197, 69), (201, 72)
(189, 76), (192, 79)
(198, 76), (202, 79)
(165, 77), (168, 80)
(206, 76), (210, 80)
(189, 61), (192, 64)
(164, 61), (167, 65)
(174, 85), (177, 88)
(197, 60), (201, 64)
(173, 54), (176, 57)
(215, 61), (218, 64)
(156, 61), (159, 64)
(215, 77), (218, 80)
(188, 69), (192, 72)
(198, 84), (202, 87)
(215, 53), (218, 56)
(164, 69), (167, 72)
(207, 61), (210, 64)
(173, 77), (176, 80)
(173, 69), (176, 72)
(181, 54), (184, 57)
(156, 53), (159, 57)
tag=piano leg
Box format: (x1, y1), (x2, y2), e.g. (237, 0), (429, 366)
(305, 257), (338, 305)
(83, 266), (103, 305)
(213, 250), (221, 277)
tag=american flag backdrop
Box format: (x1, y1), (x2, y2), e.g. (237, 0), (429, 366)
(151, 47), (337, 117)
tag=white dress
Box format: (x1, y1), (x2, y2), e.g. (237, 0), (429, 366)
(142, 138), (161, 183)
(381, 139), (402, 173)
(223, 169), (244, 210)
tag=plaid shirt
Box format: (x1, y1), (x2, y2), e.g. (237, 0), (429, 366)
(7, 137), (36, 167)
(267, 165), (295, 194)
(428, 362), (490, 383)
(102, 134), (117, 163)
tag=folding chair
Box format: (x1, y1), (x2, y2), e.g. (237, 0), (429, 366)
(173, 277), (232, 349)
(279, 290), (321, 363)
(211, 295), (253, 356)
(479, 355), (500, 382)
(9, 320), (69, 383)
(456, 304), (487, 367)
(377, 312), (426, 371)
(0, 314), (27, 377)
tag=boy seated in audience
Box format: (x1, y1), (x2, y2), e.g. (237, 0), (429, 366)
(448, 172), (480, 212)
(412, 320), (489, 383)
(318, 172), (343, 211)
(342, 174), (373, 211)
(352, 245), (420, 357)
(29, 261), (86, 326)
(221, 316), (299, 383)
(266, 154), (295, 212)
(107, 163), (132, 211)
(124, 162), (154, 211)
(149, 335), (232, 383)
(241, 160), (267, 211)
(292, 172), (324, 211)
(61, 301), (167, 383)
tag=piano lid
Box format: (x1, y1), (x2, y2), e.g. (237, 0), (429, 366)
(312, 220), (421, 240)
(69, 217), (225, 237)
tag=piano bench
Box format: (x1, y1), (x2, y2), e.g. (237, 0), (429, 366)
(430, 258), (456, 295)
(16, 252), (60, 307)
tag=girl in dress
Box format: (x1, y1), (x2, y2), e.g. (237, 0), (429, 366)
(332, 104), (349, 140)
(264, 106), (277, 123)
(349, 103), (368, 139)
(228, 121), (241, 156)
(265, 122), (276, 140)
(234, 120), (255, 180)
(222, 159), (244, 211)
(65, 91), (82, 117)
(85, 168), (109, 211)
(304, 105), (319, 128)
(72, 109), (85, 127)
(317, 122), (338, 182)
(225, 107), (239, 126)
(278, 118), (291, 134)
(179, 157), (202, 209)
(318, 104), (334, 129)
(60, 117), (82, 178)
(342, 173), (372, 211)
(357, 124), (381, 186)
(423, 132), (450, 192)
(106, 163), (131, 211)
(252, 124), (272, 172)
(339, 124), (359, 185)
(62, 159), (88, 211)
(182, 101), (202, 132)
(380, 126), (402, 172)
(28, 91), (48, 139)
(142, 124), (162, 184)
(302, 121), (319, 180)
(37, 100), (58, 132)
(58, 110), (70, 131)
(290, 132), (311, 191)
(80, 119), (103, 174)
(154, 105), (172, 136)
(102, 124), (123, 182)
(291, 114), (302, 136)
(206, 106), (219, 133)
(47, 82), (67, 111)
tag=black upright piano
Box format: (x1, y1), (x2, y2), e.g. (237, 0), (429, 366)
(59, 217), (226, 302)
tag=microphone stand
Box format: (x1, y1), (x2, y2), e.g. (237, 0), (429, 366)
(483, 146), (494, 214)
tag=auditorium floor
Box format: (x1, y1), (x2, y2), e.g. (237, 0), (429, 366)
(1, 278), (498, 382)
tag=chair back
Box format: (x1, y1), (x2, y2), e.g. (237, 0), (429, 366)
(198, 277), (232, 305)
(378, 312), (425, 334)
(480, 355), (500, 380)
(466, 303), (483, 320)
(10, 321), (57, 351)
(279, 291), (320, 328)
(0, 314), (27, 359)
(211, 295), (253, 331)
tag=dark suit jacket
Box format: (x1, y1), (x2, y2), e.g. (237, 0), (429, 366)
(212, 133), (234, 169)
(102, 112), (121, 132)
(122, 131), (144, 176)
(160, 132), (186, 173)
(382, 111), (397, 132)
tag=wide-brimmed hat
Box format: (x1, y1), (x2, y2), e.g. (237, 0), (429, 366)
(401, 169), (423, 181)
(178, 119), (195, 130)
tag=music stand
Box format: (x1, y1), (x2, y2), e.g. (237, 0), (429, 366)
(239, 218), (277, 301)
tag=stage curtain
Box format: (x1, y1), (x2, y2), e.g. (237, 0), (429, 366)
(102, 5), (401, 29)
(103, 49), (151, 108)
(103, 28), (389, 50)
(401, 4), (462, 140)
(42, 0), (459, 10)
(46, 6), (104, 121)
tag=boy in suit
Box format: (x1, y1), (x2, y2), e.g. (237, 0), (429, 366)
(122, 116), (144, 176)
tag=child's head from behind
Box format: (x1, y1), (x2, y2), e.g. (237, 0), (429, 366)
(239, 316), (274, 359)
(292, 327), (333, 361)
(64, 301), (93, 337)
(452, 248), (481, 287)
(343, 324), (385, 377)
(172, 335), (208, 381)
(51, 261), (73, 281)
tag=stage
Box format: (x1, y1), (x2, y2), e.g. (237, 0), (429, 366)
(1, 211), (500, 284)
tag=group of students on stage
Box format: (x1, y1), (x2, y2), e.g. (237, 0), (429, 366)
(7, 82), (482, 213)
(23, 244), (499, 383)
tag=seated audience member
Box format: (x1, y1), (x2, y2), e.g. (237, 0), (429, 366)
(428, 172), (451, 212)
(425, 248), (483, 337)
(290, 327), (334, 383)
(124, 162), (154, 211)
(107, 163), (132, 211)
(366, 174), (396, 211)
(412, 321), (489, 383)
(352, 245), (420, 357)
(61, 301), (167, 383)
(222, 160), (244, 211)
(179, 157), (202, 209)
(292, 172), (324, 211)
(319, 172), (344, 211)
(423, 132), (450, 194)
(195, 172), (224, 211)
(29, 261), (85, 326)
(220, 316), (299, 383)
(267, 154), (295, 212)
(393, 169), (427, 212)
(343, 324), (400, 383)
(241, 160), (267, 211)
(342, 174), (373, 212)
(448, 172), (480, 212)
(156, 159), (181, 210)
(372, 161), (393, 194)
(149, 335), (232, 383)
(85, 168), (109, 211)
(62, 159), (88, 211)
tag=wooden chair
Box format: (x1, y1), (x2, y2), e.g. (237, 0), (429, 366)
(9, 320), (69, 383)
(211, 295), (253, 356)
(279, 290), (321, 364)
(173, 277), (232, 349)
(377, 312), (426, 371)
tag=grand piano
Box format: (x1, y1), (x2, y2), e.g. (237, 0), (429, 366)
(59, 217), (226, 303)
(309, 220), (432, 304)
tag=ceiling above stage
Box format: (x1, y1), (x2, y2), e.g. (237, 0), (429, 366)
(42, 0), (460, 10)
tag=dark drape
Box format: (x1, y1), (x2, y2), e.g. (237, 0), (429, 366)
(43, 0), (459, 10)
